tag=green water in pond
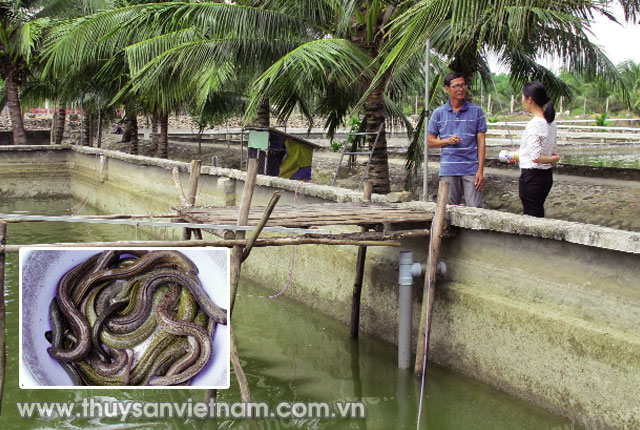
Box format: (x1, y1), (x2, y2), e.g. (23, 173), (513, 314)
(560, 153), (640, 169)
(0, 198), (574, 429)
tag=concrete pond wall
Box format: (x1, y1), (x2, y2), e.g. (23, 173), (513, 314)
(2, 145), (640, 428)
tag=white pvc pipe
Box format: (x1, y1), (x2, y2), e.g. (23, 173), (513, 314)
(398, 251), (423, 369)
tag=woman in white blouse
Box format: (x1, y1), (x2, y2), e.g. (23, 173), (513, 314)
(518, 81), (561, 217)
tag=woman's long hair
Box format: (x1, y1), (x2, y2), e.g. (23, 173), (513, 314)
(523, 81), (555, 123)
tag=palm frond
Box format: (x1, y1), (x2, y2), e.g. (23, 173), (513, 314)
(404, 72), (443, 190)
(240, 0), (339, 34)
(356, 0), (451, 108)
(503, 49), (572, 102)
(0, 79), (7, 106)
(42, 2), (313, 78)
(13, 16), (47, 61)
(404, 106), (425, 191)
(383, 95), (414, 136)
(247, 38), (375, 126)
(617, 0), (640, 22)
(34, 0), (114, 19)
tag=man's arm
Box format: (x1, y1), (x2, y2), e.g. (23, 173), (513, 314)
(427, 109), (460, 148)
(428, 134), (460, 148)
(475, 132), (486, 190)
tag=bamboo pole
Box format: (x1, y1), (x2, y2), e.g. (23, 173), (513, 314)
(172, 167), (189, 206)
(414, 181), (449, 377)
(0, 221), (6, 415)
(230, 327), (251, 402)
(227, 148), (260, 407)
(2, 213), (177, 222)
(242, 191), (281, 262)
(305, 229), (437, 241)
(182, 160), (202, 240)
(350, 181), (373, 339)
(230, 149), (260, 314)
(3, 238), (402, 253)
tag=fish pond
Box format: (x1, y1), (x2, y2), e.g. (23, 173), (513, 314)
(0, 197), (574, 429)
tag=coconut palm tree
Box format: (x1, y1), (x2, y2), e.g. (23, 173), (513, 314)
(247, 0), (639, 192)
(243, 0), (429, 193)
(618, 60), (640, 114)
(370, 0), (639, 101)
(0, 1), (117, 146)
(41, 1), (422, 192)
(35, 0), (116, 145)
(0, 0), (45, 145)
(41, 1), (639, 190)
(354, 0), (639, 192)
(128, 1), (426, 192)
(42, 1), (203, 157)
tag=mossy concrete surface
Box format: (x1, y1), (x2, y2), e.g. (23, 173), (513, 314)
(0, 146), (70, 198)
(433, 230), (640, 428)
(2, 146), (639, 428)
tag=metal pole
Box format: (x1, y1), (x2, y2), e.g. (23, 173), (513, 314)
(422, 38), (431, 201)
(0, 221), (6, 414)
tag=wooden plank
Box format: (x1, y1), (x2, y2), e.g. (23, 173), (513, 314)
(175, 204), (433, 228)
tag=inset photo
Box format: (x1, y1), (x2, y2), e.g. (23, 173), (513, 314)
(19, 248), (230, 389)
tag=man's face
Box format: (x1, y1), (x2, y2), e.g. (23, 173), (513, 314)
(445, 77), (467, 101)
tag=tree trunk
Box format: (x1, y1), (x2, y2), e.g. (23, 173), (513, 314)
(81, 114), (90, 146)
(55, 105), (66, 145)
(4, 74), (27, 145)
(129, 115), (139, 155)
(254, 100), (270, 128)
(448, 52), (480, 103)
(122, 111), (139, 155)
(89, 113), (94, 147)
(97, 110), (103, 148)
(156, 112), (169, 158)
(364, 83), (390, 194)
(150, 115), (159, 154)
(351, 14), (391, 194)
(121, 115), (135, 143)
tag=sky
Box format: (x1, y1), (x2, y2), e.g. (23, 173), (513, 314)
(588, 4), (640, 65)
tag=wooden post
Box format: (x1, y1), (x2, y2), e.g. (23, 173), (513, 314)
(350, 181), (373, 339)
(182, 160), (202, 240)
(414, 181), (449, 377)
(230, 327), (251, 402)
(242, 191), (280, 262)
(230, 148), (259, 314)
(0, 221), (6, 415)
(3, 238), (402, 253)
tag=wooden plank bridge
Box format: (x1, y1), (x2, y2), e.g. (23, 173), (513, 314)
(174, 201), (434, 230)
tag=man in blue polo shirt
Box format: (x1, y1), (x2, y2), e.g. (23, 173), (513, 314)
(427, 72), (487, 207)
